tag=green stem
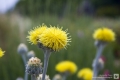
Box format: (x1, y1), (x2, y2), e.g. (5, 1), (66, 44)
(92, 42), (105, 80)
(31, 75), (37, 80)
(62, 76), (66, 80)
(42, 50), (51, 80)
(62, 71), (69, 80)
(21, 54), (28, 80)
(25, 72), (28, 80)
(21, 54), (27, 66)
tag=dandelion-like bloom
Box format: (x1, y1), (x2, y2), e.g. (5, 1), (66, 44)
(27, 24), (71, 80)
(55, 61), (77, 74)
(93, 27), (115, 42)
(27, 24), (47, 44)
(77, 68), (93, 80)
(39, 27), (71, 51)
(0, 48), (5, 57)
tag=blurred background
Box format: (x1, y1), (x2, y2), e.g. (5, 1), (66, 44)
(0, 0), (120, 80)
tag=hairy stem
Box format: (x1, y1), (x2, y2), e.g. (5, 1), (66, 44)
(25, 72), (28, 80)
(42, 50), (51, 80)
(62, 72), (69, 80)
(21, 54), (27, 66)
(31, 75), (37, 80)
(21, 54), (28, 80)
(92, 42), (105, 80)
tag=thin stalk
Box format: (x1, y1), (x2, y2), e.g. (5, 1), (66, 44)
(92, 43), (105, 80)
(62, 71), (69, 80)
(21, 54), (27, 66)
(42, 50), (51, 80)
(21, 54), (28, 80)
(25, 72), (28, 80)
(31, 75), (37, 80)
(62, 74), (67, 80)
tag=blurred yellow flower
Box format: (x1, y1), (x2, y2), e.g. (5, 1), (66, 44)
(55, 61), (77, 74)
(27, 24), (47, 44)
(39, 27), (71, 51)
(77, 68), (93, 80)
(93, 27), (115, 42)
(0, 48), (5, 57)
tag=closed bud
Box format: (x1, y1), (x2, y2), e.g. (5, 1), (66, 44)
(16, 77), (23, 80)
(27, 50), (35, 59)
(53, 74), (62, 80)
(17, 43), (28, 54)
(37, 74), (50, 80)
(26, 57), (42, 77)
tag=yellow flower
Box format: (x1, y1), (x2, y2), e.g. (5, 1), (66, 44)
(77, 68), (93, 80)
(93, 27), (115, 42)
(27, 24), (47, 44)
(55, 61), (77, 74)
(0, 48), (5, 57)
(39, 27), (71, 51)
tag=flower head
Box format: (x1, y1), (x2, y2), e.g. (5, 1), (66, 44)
(26, 57), (42, 76)
(93, 27), (115, 42)
(0, 48), (5, 57)
(27, 57), (42, 66)
(27, 24), (47, 44)
(77, 68), (93, 80)
(39, 27), (71, 51)
(55, 61), (77, 74)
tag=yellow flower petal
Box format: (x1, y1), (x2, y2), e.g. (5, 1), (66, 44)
(0, 48), (5, 57)
(55, 61), (77, 74)
(77, 68), (93, 80)
(93, 27), (115, 42)
(27, 24), (47, 44)
(39, 27), (71, 51)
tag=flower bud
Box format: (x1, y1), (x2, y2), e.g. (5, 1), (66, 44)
(16, 77), (23, 80)
(27, 50), (35, 59)
(53, 74), (62, 80)
(17, 43), (28, 54)
(26, 57), (42, 77)
(37, 74), (50, 80)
